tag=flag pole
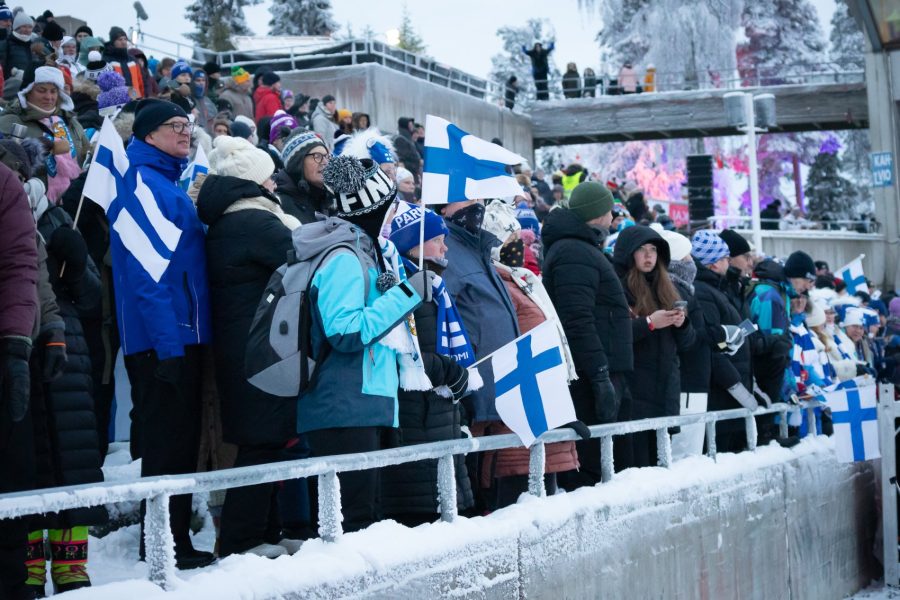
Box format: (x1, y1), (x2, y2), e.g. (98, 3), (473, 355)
(59, 194), (87, 279)
(418, 200), (426, 272)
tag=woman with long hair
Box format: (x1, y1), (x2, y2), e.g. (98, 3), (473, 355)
(613, 226), (694, 468)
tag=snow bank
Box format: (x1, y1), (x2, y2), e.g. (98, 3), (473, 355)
(69, 437), (877, 599)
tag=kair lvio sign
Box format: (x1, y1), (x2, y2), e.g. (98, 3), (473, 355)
(871, 151), (894, 187)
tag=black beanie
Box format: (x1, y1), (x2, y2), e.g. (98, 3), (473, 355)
(109, 26), (128, 43)
(202, 61), (220, 76)
(133, 99), (189, 140)
(42, 20), (64, 42)
(783, 251), (816, 280)
(75, 25), (93, 37)
(262, 71), (280, 86)
(718, 229), (751, 257)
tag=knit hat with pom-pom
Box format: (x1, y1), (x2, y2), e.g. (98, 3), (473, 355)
(324, 154), (397, 239)
(208, 135), (274, 185)
(96, 70), (130, 111)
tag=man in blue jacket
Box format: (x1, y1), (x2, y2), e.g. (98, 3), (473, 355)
(108, 99), (214, 570)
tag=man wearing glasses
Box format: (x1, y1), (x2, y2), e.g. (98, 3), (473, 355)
(274, 129), (335, 224)
(108, 99), (215, 570)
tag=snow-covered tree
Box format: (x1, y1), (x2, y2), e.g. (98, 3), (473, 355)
(397, 5), (426, 54)
(806, 136), (857, 221)
(269, 0), (338, 37)
(185, 0), (259, 51)
(488, 18), (560, 108)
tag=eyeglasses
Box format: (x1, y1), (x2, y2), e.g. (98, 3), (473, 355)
(160, 121), (194, 135)
(306, 152), (330, 164)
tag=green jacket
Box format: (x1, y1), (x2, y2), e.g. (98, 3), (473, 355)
(0, 104), (90, 166)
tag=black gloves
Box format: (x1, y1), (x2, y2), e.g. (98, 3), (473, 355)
(407, 270), (434, 304)
(155, 356), (184, 385)
(40, 329), (67, 382)
(592, 366), (619, 424)
(1, 338), (31, 422)
(46, 225), (88, 282)
(445, 361), (469, 403)
(562, 420), (591, 440)
(855, 363), (876, 377)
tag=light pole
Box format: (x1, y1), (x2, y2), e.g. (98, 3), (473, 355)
(723, 92), (776, 253)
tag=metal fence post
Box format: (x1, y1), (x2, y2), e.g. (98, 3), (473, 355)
(437, 454), (457, 523)
(706, 421), (717, 460)
(528, 441), (547, 497)
(601, 435), (614, 483)
(318, 471), (343, 543)
(880, 384), (899, 587)
(745, 415), (758, 451)
(145, 493), (177, 589)
(779, 408), (789, 439)
(656, 428), (672, 468)
(805, 405), (817, 436)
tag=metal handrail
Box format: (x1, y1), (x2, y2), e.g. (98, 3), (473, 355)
(706, 214), (882, 234)
(0, 400), (820, 589)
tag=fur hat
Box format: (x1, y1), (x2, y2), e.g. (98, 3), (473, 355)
(209, 135), (274, 185)
(324, 154), (396, 217)
(390, 201), (449, 255)
(18, 66), (74, 112)
(340, 128), (396, 165)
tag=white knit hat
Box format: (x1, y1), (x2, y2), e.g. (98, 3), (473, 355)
(483, 199), (520, 244)
(12, 11), (32, 31)
(396, 166), (414, 183)
(18, 66), (74, 112)
(209, 135), (274, 185)
(806, 303), (826, 328)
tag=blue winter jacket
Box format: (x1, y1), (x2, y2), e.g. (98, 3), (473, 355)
(442, 221), (520, 422)
(109, 139), (212, 359)
(300, 221), (422, 433)
(748, 260), (799, 399)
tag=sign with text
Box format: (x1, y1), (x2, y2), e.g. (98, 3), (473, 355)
(870, 152), (893, 188)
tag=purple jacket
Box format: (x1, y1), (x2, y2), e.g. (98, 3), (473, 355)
(0, 161), (37, 339)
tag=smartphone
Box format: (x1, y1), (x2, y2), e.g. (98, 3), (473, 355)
(673, 300), (688, 312)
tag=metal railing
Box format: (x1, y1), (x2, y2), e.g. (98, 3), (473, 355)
(0, 400), (822, 590)
(706, 214), (882, 234)
(878, 383), (900, 587)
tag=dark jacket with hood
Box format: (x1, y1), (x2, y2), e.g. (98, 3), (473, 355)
(442, 220), (520, 423)
(541, 208), (632, 424)
(612, 226), (694, 420)
(274, 169), (334, 225)
(669, 263), (710, 394)
(381, 259), (474, 518)
(693, 264), (752, 417)
(196, 174), (299, 446)
(747, 259), (795, 402)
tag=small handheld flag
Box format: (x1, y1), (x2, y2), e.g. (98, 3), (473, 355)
(836, 255), (869, 295)
(180, 144), (209, 191)
(421, 114), (527, 205)
(821, 380), (879, 463)
(475, 321), (577, 447)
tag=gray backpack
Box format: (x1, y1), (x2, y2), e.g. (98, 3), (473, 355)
(245, 218), (370, 397)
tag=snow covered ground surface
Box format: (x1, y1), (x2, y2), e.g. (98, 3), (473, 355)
(48, 436), (867, 598)
(848, 585), (900, 599)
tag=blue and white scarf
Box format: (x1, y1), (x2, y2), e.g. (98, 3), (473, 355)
(402, 257), (476, 367)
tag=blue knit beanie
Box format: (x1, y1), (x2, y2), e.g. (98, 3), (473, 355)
(690, 230), (730, 265)
(390, 202), (448, 255)
(171, 61), (192, 80)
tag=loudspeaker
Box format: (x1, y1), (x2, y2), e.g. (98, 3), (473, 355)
(686, 154), (714, 222)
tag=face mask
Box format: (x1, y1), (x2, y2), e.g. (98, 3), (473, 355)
(449, 202), (485, 235)
(499, 239), (525, 268)
(193, 81), (205, 97)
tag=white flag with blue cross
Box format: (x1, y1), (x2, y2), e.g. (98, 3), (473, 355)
(836, 255), (869, 295)
(822, 380), (879, 463)
(483, 320), (577, 447)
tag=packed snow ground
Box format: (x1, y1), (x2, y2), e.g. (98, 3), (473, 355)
(47, 436), (864, 598)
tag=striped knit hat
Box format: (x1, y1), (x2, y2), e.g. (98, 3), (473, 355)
(231, 66), (251, 85)
(690, 230), (730, 265)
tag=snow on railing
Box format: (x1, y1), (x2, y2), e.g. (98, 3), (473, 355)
(0, 402), (820, 590)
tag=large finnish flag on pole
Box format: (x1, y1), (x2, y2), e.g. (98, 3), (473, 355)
(421, 114), (527, 205)
(822, 380), (879, 462)
(82, 117), (129, 212)
(836, 255), (869, 295)
(483, 320), (577, 447)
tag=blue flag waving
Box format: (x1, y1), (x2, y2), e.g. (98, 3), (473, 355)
(421, 114), (527, 204)
(482, 321), (577, 447)
(836, 255), (869, 295)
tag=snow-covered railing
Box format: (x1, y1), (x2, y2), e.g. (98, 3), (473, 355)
(0, 401), (819, 590)
(879, 383), (900, 587)
(706, 214), (882, 234)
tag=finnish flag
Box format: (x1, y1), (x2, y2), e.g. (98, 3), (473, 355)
(483, 321), (577, 447)
(836, 255), (869, 295)
(180, 144), (209, 191)
(82, 117), (129, 211)
(421, 114), (527, 205)
(822, 380), (879, 463)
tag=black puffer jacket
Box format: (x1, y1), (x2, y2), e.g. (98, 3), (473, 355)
(542, 208), (632, 424)
(273, 169), (333, 225)
(35, 205), (107, 527)
(197, 175), (298, 446)
(693, 265), (752, 414)
(670, 270), (711, 394)
(612, 226), (694, 420)
(382, 265), (474, 517)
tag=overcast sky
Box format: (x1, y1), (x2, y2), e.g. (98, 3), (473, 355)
(39, 0), (837, 79)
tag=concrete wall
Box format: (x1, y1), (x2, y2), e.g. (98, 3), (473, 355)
(278, 64), (534, 161)
(279, 440), (877, 599)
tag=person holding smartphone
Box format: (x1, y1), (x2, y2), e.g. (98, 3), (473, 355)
(613, 225), (694, 468)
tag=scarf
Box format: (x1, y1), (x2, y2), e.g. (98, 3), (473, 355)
(449, 202), (485, 235)
(39, 114), (80, 203)
(377, 238), (432, 391)
(668, 259), (697, 295)
(402, 256), (476, 368)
